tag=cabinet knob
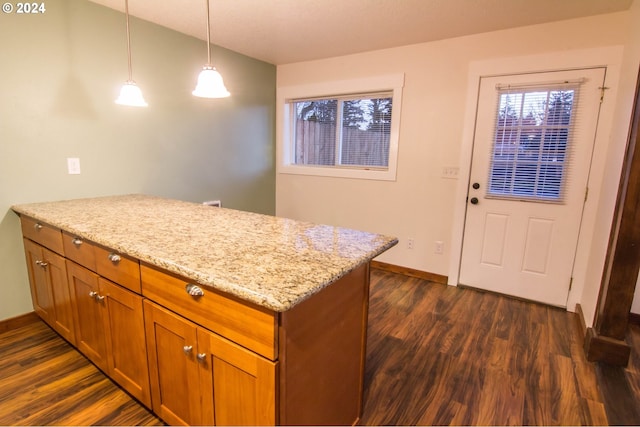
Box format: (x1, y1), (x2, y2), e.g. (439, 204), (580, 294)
(197, 353), (207, 362)
(96, 295), (105, 302)
(72, 237), (83, 246)
(34, 223), (43, 231)
(183, 345), (193, 355)
(185, 283), (204, 297)
(108, 253), (121, 263)
(89, 291), (98, 299)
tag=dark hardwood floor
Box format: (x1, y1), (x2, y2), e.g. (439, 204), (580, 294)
(0, 321), (162, 426)
(628, 323), (640, 401)
(1, 268), (638, 425)
(595, 322), (640, 426)
(360, 269), (608, 426)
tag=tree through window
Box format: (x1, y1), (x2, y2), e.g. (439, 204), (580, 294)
(488, 86), (578, 203)
(292, 93), (393, 169)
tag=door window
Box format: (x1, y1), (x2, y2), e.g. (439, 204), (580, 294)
(488, 86), (578, 203)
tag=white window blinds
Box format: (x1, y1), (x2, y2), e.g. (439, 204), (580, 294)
(291, 92), (393, 169)
(487, 82), (582, 203)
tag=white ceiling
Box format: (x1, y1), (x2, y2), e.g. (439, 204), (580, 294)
(88, 0), (633, 65)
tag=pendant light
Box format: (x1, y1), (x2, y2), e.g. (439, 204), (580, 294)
(193, 0), (230, 98)
(115, 0), (147, 107)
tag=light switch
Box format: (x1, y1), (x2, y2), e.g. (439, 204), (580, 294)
(441, 166), (459, 179)
(67, 157), (81, 175)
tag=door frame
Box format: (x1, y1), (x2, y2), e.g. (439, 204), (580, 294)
(448, 47), (624, 313)
(584, 65), (640, 366)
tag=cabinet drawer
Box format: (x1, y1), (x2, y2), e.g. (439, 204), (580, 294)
(62, 231), (96, 271)
(95, 246), (141, 294)
(21, 216), (63, 255)
(141, 264), (277, 360)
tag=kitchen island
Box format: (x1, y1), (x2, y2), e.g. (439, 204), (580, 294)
(12, 194), (397, 426)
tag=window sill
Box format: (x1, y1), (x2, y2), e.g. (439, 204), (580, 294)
(278, 164), (397, 181)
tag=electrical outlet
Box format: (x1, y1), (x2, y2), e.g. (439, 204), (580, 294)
(67, 157), (81, 175)
(435, 240), (444, 254)
(407, 238), (415, 250)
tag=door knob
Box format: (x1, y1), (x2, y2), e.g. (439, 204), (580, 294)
(472, 182), (480, 190)
(470, 197), (479, 205)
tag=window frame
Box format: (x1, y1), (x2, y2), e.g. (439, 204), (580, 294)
(277, 74), (404, 181)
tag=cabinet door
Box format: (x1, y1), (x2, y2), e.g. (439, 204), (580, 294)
(100, 278), (151, 407)
(68, 262), (109, 372)
(23, 239), (55, 325)
(144, 301), (201, 426)
(45, 247), (76, 344)
(198, 328), (277, 426)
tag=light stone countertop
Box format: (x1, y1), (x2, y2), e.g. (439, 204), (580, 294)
(12, 194), (398, 312)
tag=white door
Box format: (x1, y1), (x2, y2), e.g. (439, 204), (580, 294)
(459, 68), (606, 307)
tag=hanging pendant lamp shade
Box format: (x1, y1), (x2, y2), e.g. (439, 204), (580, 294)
(116, 81), (148, 107)
(193, 0), (230, 98)
(193, 66), (230, 98)
(115, 0), (147, 107)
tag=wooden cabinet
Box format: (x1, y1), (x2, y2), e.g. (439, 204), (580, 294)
(277, 263), (369, 425)
(23, 238), (55, 325)
(68, 262), (109, 371)
(18, 211), (371, 426)
(144, 300), (201, 426)
(144, 301), (276, 426)
(46, 248), (76, 345)
(63, 231), (96, 271)
(197, 327), (277, 426)
(23, 238), (76, 344)
(141, 264), (276, 360)
(101, 278), (151, 407)
(68, 262), (151, 407)
(96, 246), (141, 293)
(21, 216), (64, 255)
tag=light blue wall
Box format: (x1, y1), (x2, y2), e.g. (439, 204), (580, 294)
(0, 0), (276, 320)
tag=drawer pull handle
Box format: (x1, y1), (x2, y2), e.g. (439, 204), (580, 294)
(34, 223), (43, 230)
(197, 353), (207, 362)
(183, 345), (193, 354)
(72, 237), (83, 246)
(89, 291), (105, 302)
(108, 253), (121, 263)
(35, 260), (48, 268)
(185, 284), (204, 297)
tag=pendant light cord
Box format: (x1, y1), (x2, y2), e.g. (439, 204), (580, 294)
(124, 0), (133, 81)
(205, 0), (211, 65)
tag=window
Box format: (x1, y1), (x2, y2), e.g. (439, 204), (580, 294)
(487, 85), (579, 203)
(292, 94), (393, 168)
(278, 74), (404, 181)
